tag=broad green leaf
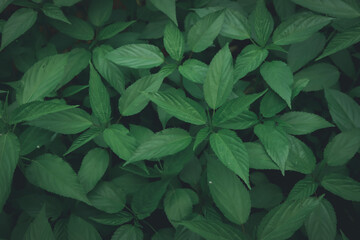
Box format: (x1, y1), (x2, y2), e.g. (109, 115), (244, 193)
(234, 44), (268, 80)
(1, 8), (38, 50)
(250, 0), (274, 47)
(193, 127), (210, 150)
(88, 212), (133, 226)
(130, 124), (154, 144)
(250, 183), (283, 209)
(97, 21), (135, 41)
(321, 174), (360, 201)
(260, 90), (287, 118)
(42, 3), (70, 24)
(260, 61), (293, 108)
(180, 218), (243, 240)
(23, 206), (55, 240)
(150, 0), (177, 26)
(89, 63), (111, 124)
(10, 101), (77, 124)
(258, 197), (321, 240)
(212, 90), (266, 126)
(278, 111), (334, 135)
(49, 16), (94, 41)
(88, 181), (126, 214)
(19, 127), (52, 155)
(187, 10), (225, 53)
(209, 129), (250, 188)
(88, 0), (112, 27)
(163, 21), (184, 61)
(64, 127), (102, 156)
(18, 53), (68, 104)
(204, 44), (234, 109)
(272, 12), (332, 45)
(27, 108), (93, 134)
(325, 89), (360, 131)
(68, 215), (101, 240)
(291, 0), (360, 19)
(111, 225), (143, 240)
(294, 63), (339, 91)
(146, 88), (207, 125)
(207, 156), (251, 224)
(317, 23), (360, 60)
(287, 178), (318, 201)
(128, 128), (192, 163)
(53, 0), (81, 7)
(254, 122), (290, 174)
(25, 154), (90, 204)
(107, 44), (164, 69)
(131, 180), (169, 219)
(220, 8), (250, 40)
(305, 199), (337, 240)
(0, 133), (20, 211)
(216, 110), (259, 130)
(78, 148), (109, 193)
(178, 59), (208, 84)
(103, 124), (137, 161)
(324, 129), (360, 166)
(164, 188), (194, 223)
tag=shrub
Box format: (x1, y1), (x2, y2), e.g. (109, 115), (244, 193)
(1, 0), (360, 239)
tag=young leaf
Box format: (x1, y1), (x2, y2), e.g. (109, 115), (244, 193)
(193, 127), (210, 150)
(178, 59), (208, 84)
(24, 154), (90, 204)
(209, 129), (250, 188)
(321, 174), (360, 201)
(149, 0), (177, 26)
(272, 12), (332, 45)
(107, 44), (164, 69)
(23, 205), (55, 240)
(287, 178), (318, 201)
(250, 0), (274, 47)
(49, 16), (94, 41)
(203, 44), (234, 109)
(207, 155), (251, 224)
(88, 212), (133, 226)
(187, 10), (225, 53)
(164, 188), (194, 223)
(42, 3), (70, 24)
(111, 224), (143, 240)
(216, 110), (259, 130)
(88, 0), (112, 27)
(1, 8), (38, 50)
(64, 127), (102, 156)
(260, 90), (288, 118)
(260, 61), (293, 108)
(97, 21), (136, 41)
(163, 21), (184, 62)
(68, 215), (102, 240)
(220, 8), (250, 40)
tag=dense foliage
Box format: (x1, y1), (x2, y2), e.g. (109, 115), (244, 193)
(1, 0), (360, 239)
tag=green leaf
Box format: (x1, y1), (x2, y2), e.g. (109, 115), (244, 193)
(150, 0), (177, 26)
(19, 127), (53, 155)
(272, 12), (332, 45)
(1, 8), (38, 50)
(88, 0), (112, 27)
(88, 212), (133, 226)
(23, 206), (55, 240)
(97, 21), (135, 41)
(146, 88), (207, 125)
(325, 89), (360, 131)
(254, 122), (290, 174)
(317, 23), (360, 60)
(260, 90), (287, 118)
(291, 0), (360, 19)
(250, 183), (283, 209)
(220, 8), (250, 40)
(78, 148), (109, 193)
(27, 108), (93, 134)
(89, 63), (111, 124)
(250, 0), (274, 47)
(260, 61), (293, 108)
(207, 155), (251, 224)
(68, 215), (101, 240)
(18, 53), (69, 104)
(324, 129), (360, 166)
(321, 174), (360, 201)
(164, 188), (194, 223)
(53, 0), (81, 7)
(10, 101), (77, 124)
(103, 124), (137, 161)
(234, 44), (268, 80)
(128, 128), (192, 163)
(163, 21), (184, 62)
(294, 63), (339, 92)
(111, 224), (143, 240)
(24, 154), (90, 204)
(64, 127), (102, 156)
(88, 181), (126, 214)
(187, 10), (225, 53)
(257, 197), (321, 240)
(305, 199), (337, 240)
(287, 178), (318, 201)
(278, 111), (334, 135)
(0, 0), (13, 14)
(49, 16), (94, 41)
(42, 3), (70, 24)
(212, 90), (266, 126)
(209, 129), (250, 188)
(204, 44), (234, 109)
(178, 59), (208, 84)
(193, 127), (210, 150)
(107, 44), (164, 69)
(216, 110), (259, 130)
(0, 133), (20, 211)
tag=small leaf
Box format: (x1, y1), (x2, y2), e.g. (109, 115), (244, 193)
(64, 127), (102, 156)
(97, 21), (136, 41)
(250, 0), (274, 47)
(193, 127), (210, 150)
(49, 16), (94, 41)
(150, 0), (177, 26)
(164, 188), (194, 223)
(216, 110), (259, 130)
(23, 205), (55, 240)
(53, 0), (81, 7)
(178, 59), (208, 84)
(111, 224), (143, 240)
(321, 174), (360, 201)
(88, 0), (112, 27)
(163, 21), (184, 61)
(88, 212), (133, 226)
(220, 8), (250, 40)
(250, 183), (283, 209)
(42, 3), (70, 24)
(287, 178), (318, 201)
(68, 215), (102, 240)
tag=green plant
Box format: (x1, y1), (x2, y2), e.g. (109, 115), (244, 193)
(1, 0), (360, 239)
